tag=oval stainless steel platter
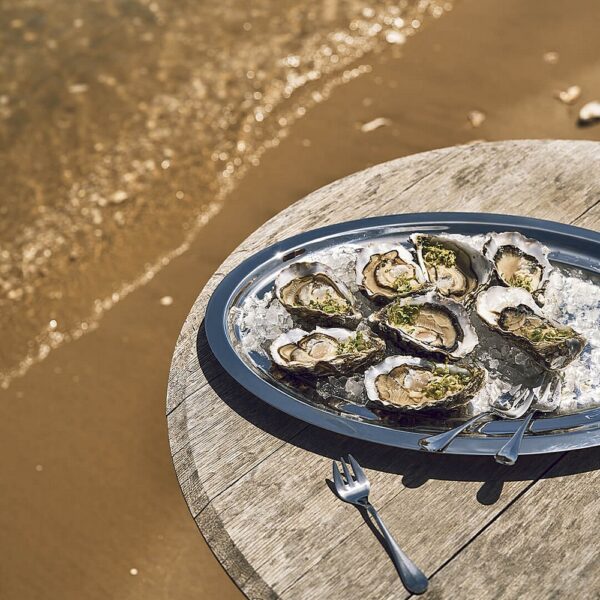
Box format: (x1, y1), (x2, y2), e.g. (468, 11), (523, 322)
(205, 213), (600, 455)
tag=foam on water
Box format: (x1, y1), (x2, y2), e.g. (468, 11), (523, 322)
(0, 0), (452, 387)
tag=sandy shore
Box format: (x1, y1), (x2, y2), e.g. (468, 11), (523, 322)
(2, 0), (600, 598)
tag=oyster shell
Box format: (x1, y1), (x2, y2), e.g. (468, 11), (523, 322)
(275, 262), (361, 327)
(364, 355), (486, 411)
(411, 234), (493, 305)
(483, 231), (552, 304)
(476, 286), (586, 370)
(269, 327), (385, 376)
(355, 243), (430, 301)
(369, 291), (478, 360)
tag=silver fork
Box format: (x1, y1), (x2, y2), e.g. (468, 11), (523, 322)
(332, 455), (428, 595)
(532, 373), (563, 414)
(495, 375), (561, 465)
(418, 382), (543, 456)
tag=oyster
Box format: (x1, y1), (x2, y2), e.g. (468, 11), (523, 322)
(476, 286), (586, 370)
(411, 234), (492, 305)
(483, 232), (552, 303)
(369, 291), (478, 360)
(275, 262), (361, 327)
(269, 327), (385, 376)
(364, 355), (486, 411)
(355, 243), (430, 301)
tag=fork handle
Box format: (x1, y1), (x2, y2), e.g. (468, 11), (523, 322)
(366, 503), (428, 595)
(495, 412), (535, 466)
(419, 412), (492, 453)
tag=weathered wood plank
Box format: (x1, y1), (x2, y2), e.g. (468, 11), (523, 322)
(573, 202), (600, 231)
(168, 369), (307, 513)
(196, 502), (279, 600)
(419, 447), (600, 600)
(167, 141), (600, 600)
(208, 428), (559, 599)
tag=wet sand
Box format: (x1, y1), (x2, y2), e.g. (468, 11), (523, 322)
(0, 0), (446, 387)
(2, 0), (600, 598)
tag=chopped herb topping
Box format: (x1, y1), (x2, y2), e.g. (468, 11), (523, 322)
(523, 324), (573, 344)
(424, 373), (469, 400)
(336, 331), (372, 355)
(508, 273), (534, 292)
(387, 303), (420, 327)
(392, 274), (416, 294)
(422, 243), (457, 268)
(307, 292), (349, 314)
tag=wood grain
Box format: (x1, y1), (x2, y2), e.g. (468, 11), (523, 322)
(421, 446), (600, 600)
(166, 141), (600, 600)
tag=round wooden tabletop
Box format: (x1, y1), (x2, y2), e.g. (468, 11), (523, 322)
(167, 141), (600, 600)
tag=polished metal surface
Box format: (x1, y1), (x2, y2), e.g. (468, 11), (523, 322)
(495, 377), (562, 465)
(332, 455), (428, 595)
(419, 384), (535, 454)
(204, 213), (600, 455)
(420, 380), (552, 460)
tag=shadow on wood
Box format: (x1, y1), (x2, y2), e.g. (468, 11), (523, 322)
(196, 321), (600, 501)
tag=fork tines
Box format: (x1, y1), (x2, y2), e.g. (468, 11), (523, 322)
(333, 454), (366, 487)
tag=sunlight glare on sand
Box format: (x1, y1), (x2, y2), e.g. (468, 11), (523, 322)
(0, 0), (451, 388)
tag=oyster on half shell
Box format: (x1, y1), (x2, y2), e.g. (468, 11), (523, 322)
(270, 327), (385, 376)
(483, 231), (552, 304)
(411, 234), (493, 305)
(476, 286), (586, 371)
(369, 291), (478, 360)
(275, 262), (362, 327)
(364, 355), (486, 411)
(355, 243), (430, 301)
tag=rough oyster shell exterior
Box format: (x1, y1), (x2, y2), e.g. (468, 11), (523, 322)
(275, 261), (362, 327)
(411, 233), (493, 306)
(269, 326), (385, 376)
(364, 355), (487, 411)
(476, 286), (586, 370)
(368, 291), (478, 360)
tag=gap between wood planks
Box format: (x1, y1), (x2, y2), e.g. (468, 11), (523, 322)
(573, 198), (600, 224)
(167, 143), (599, 599)
(401, 199), (599, 598)
(404, 452), (567, 599)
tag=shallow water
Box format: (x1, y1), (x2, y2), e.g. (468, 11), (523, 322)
(3, 1), (600, 598)
(0, 0), (451, 387)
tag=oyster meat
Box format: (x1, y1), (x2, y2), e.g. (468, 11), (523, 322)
(476, 286), (586, 370)
(275, 261), (362, 327)
(483, 231), (552, 303)
(369, 291), (478, 360)
(412, 234), (492, 305)
(355, 243), (430, 301)
(364, 355), (486, 411)
(270, 327), (385, 376)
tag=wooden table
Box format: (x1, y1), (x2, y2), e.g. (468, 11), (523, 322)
(167, 141), (600, 600)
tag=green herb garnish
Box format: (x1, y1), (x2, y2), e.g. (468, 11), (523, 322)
(424, 373), (468, 400)
(387, 303), (420, 327)
(307, 292), (349, 314)
(523, 324), (572, 344)
(336, 331), (371, 355)
(508, 273), (534, 292)
(392, 274), (415, 294)
(422, 243), (456, 267)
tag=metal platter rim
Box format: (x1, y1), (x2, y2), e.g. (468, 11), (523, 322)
(204, 212), (600, 455)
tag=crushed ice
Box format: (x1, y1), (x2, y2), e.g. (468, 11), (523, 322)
(237, 236), (599, 415)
